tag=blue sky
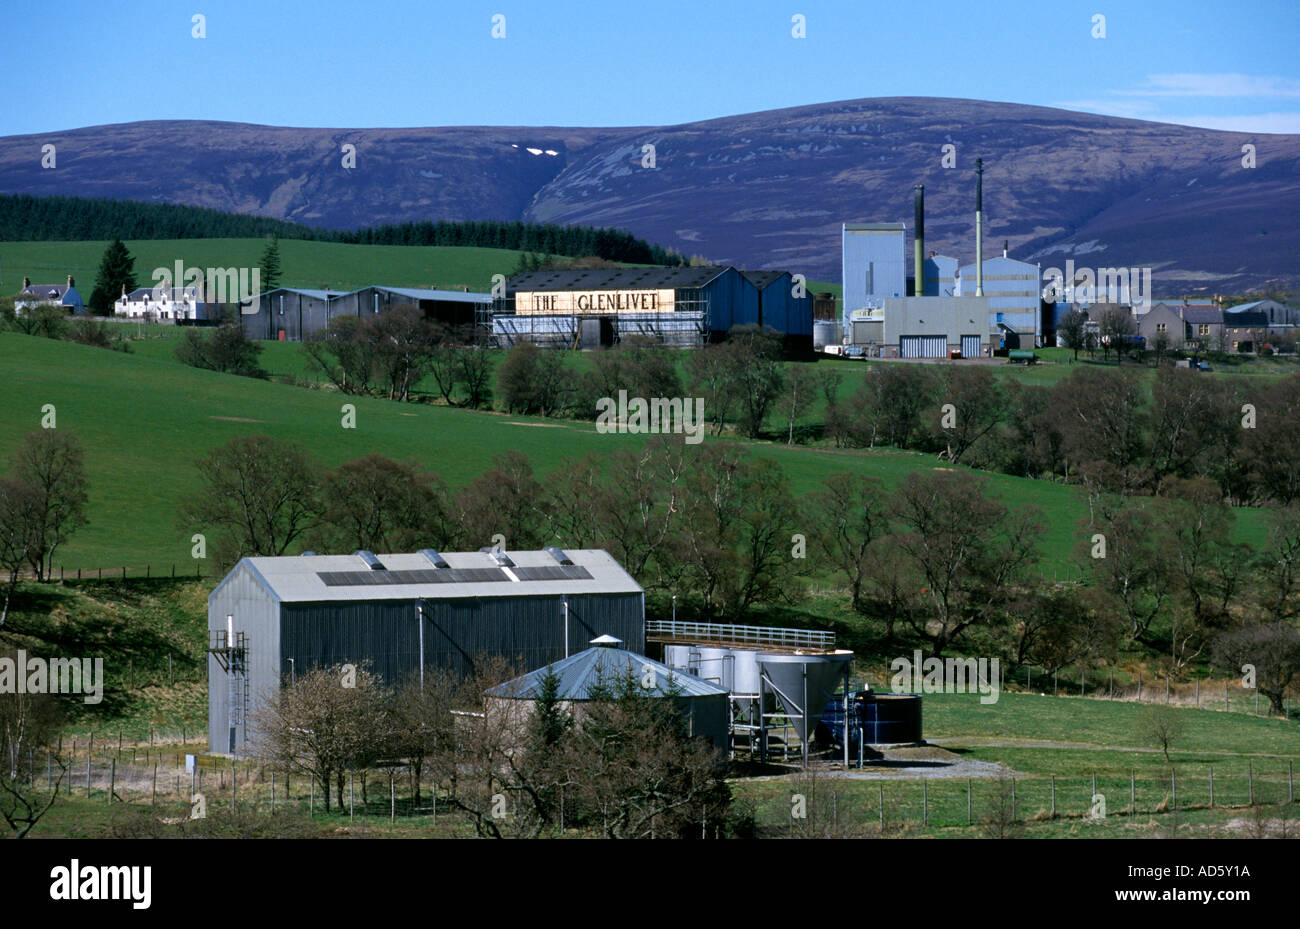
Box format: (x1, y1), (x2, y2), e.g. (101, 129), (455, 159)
(3, 0), (1298, 135)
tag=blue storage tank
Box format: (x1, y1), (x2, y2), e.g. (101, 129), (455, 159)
(818, 691), (923, 747)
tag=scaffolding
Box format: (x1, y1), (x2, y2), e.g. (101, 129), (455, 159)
(208, 630), (249, 754)
(483, 291), (711, 349)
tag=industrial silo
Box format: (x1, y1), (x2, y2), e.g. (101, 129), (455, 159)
(813, 319), (839, 350)
(757, 651), (853, 762)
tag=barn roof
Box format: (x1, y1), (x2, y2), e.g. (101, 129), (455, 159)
(213, 548), (642, 603)
(740, 270), (790, 290)
(487, 640), (728, 700)
(365, 286), (493, 304)
(507, 266), (733, 292)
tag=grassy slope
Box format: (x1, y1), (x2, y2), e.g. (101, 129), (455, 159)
(0, 331), (1120, 573)
(1, 238), (842, 297)
(1, 239), (528, 294)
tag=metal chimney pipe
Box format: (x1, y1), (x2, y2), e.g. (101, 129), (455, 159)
(913, 185), (925, 297)
(975, 159), (985, 297)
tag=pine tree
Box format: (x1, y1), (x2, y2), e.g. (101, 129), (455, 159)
(258, 234), (282, 291)
(88, 238), (137, 314)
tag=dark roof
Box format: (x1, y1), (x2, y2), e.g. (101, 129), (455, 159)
(739, 270), (789, 290)
(21, 284), (69, 298)
(122, 287), (202, 300)
(507, 266), (733, 292)
(1225, 310), (1268, 327)
(1180, 306), (1223, 324)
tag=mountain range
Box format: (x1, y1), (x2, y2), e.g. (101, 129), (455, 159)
(2, 97), (1298, 294)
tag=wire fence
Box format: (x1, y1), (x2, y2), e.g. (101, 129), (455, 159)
(8, 743), (443, 825)
(1000, 665), (1294, 718)
(757, 767), (1299, 836)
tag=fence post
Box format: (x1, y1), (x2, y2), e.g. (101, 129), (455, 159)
(1130, 773), (1135, 816)
(152, 763), (157, 806)
(1171, 770), (1176, 811)
(967, 779), (972, 826)
(86, 755), (91, 798)
(1051, 776), (1055, 818)
(108, 758), (115, 803)
(390, 775), (395, 823)
(1248, 763), (1254, 805)
(1165, 676), (1170, 702)
(1011, 778), (1016, 820)
(922, 782), (928, 826)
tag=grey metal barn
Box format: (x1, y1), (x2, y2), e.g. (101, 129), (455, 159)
(207, 549), (644, 755)
(239, 286), (493, 342)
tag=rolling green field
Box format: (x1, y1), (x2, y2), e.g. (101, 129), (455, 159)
(1, 238), (842, 297)
(0, 331), (1279, 573)
(1, 238), (529, 295)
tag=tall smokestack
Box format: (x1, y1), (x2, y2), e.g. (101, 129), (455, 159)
(913, 185), (925, 297)
(975, 158), (985, 297)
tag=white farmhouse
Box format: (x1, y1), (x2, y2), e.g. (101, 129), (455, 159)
(114, 285), (209, 321)
(15, 276), (85, 315)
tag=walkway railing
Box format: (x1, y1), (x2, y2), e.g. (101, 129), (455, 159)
(646, 619), (834, 651)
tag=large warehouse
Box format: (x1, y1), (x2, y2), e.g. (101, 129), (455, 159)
(207, 548), (644, 755)
(240, 285), (493, 341)
(497, 265), (813, 353)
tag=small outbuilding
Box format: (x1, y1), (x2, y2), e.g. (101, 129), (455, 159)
(486, 636), (730, 751)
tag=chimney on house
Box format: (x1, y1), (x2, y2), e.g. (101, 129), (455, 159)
(22, 277), (30, 289)
(67, 275), (74, 287)
(1003, 240), (1009, 258)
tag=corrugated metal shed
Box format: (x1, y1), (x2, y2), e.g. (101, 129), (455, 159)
(208, 549), (646, 755)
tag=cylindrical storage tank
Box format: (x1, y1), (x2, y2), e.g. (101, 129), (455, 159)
(862, 693), (923, 744)
(813, 319), (838, 349)
(692, 646), (733, 691)
(757, 651), (852, 745)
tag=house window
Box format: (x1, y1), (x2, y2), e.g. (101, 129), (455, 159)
(1156, 323), (1167, 333)
(1198, 324), (1209, 336)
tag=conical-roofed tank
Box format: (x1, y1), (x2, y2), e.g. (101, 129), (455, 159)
(757, 651), (852, 746)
